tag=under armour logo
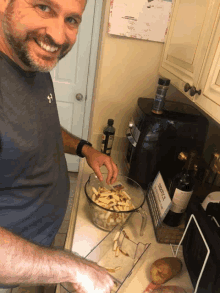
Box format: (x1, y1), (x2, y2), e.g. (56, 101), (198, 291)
(47, 93), (53, 103)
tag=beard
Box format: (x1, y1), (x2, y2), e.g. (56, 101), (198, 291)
(2, 3), (72, 72)
(4, 30), (71, 72)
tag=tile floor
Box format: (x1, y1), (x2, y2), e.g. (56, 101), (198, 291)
(10, 172), (79, 293)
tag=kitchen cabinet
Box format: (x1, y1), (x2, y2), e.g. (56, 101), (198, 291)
(194, 10), (220, 123)
(159, 0), (220, 123)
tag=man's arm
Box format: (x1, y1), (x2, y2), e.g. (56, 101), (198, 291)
(61, 127), (118, 184)
(0, 226), (113, 292)
(61, 127), (80, 155)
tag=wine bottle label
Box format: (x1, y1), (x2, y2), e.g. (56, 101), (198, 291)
(101, 134), (106, 152)
(170, 188), (193, 214)
(106, 135), (114, 149)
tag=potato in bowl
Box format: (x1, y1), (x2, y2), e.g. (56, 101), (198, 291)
(84, 173), (147, 234)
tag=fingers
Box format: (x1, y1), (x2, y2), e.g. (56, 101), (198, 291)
(93, 268), (114, 293)
(110, 162), (118, 184)
(85, 148), (119, 185)
(105, 273), (114, 293)
(104, 274), (114, 292)
(78, 264), (114, 293)
(93, 166), (104, 182)
(104, 158), (119, 185)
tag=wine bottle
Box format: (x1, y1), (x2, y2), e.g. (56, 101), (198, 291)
(163, 150), (197, 227)
(101, 119), (115, 156)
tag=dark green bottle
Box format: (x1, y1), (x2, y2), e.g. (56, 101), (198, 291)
(163, 150), (198, 227)
(101, 119), (115, 156)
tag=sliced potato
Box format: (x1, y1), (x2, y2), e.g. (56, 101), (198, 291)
(92, 187), (98, 195)
(91, 185), (134, 231)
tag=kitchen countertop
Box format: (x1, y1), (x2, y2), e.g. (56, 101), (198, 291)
(58, 152), (194, 293)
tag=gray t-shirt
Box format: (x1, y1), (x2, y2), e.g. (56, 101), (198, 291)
(0, 52), (70, 247)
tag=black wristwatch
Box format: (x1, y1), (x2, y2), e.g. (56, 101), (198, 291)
(76, 139), (92, 158)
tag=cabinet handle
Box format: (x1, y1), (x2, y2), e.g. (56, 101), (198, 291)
(190, 86), (201, 96)
(184, 83), (192, 92)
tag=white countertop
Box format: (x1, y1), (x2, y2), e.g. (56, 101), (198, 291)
(65, 152), (194, 293)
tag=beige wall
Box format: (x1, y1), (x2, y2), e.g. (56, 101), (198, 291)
(89, 0), (164, 150)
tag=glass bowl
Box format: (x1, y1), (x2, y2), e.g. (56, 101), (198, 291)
(84, 173), (147, 235)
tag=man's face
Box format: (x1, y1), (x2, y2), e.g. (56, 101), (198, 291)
(1, 0), (86, 72)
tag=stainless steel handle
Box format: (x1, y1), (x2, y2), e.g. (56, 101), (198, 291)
(76, 93), (83, 101)
(126, 129), (137, 147)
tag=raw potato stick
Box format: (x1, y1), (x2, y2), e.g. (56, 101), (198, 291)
(113, 231), (120, 241)
(119, 248), (129, 257)
(115, 246), (120, 257)
(105, 266), (122, 273)
(92, 187), (98, 195)
(113, 240), (118, 251)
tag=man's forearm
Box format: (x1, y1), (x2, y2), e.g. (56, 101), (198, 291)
(61, 127), (81, 155)
(0, 226), (79, 286)
(61, 127), (92, 157)
(60, 127), (118, 185)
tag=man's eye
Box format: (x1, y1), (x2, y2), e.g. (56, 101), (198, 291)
(38, 5), (50, 12)
(66, 17), (77, 25)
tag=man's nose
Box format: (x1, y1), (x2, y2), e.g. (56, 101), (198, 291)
(46, 18), (66, 45)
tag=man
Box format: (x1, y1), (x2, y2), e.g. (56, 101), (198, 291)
(0, 0), (118, 291)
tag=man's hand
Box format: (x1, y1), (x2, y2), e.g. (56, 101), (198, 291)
(82, 145), (118, 184)
(71, 257), (114, 293)
(61, 127), (118, 184)
(0, 226), (114, 292)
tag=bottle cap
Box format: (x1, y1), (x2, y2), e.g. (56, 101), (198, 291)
(108, 119), (114, 126)
(158, 78), (170, 86)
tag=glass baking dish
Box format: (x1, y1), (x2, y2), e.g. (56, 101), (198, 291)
(61, 225), (151, 293)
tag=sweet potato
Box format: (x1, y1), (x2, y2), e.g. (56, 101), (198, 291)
(152, 286), (186, 293)
(150, 257), (182, 285)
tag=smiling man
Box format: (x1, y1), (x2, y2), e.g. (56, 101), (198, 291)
(2, 0), (82, 71)
(0, 0), (117, 291)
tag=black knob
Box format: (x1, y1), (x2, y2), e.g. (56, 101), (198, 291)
(190, 86), (201, 96)
(184, 83), (191, 92)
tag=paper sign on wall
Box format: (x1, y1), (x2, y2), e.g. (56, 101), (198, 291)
(108, 0), (173, 43)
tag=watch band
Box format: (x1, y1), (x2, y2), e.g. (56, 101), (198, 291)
(76, 139), (92, 158)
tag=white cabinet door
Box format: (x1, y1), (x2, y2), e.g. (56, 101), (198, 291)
(194, 9), (220, 124)
(159, 0), (219, 100)
(50, 0), (102, 172)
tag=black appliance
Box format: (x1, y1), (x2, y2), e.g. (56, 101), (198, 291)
(126, 98), (209, 190)
(183, 197), (220, 293)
